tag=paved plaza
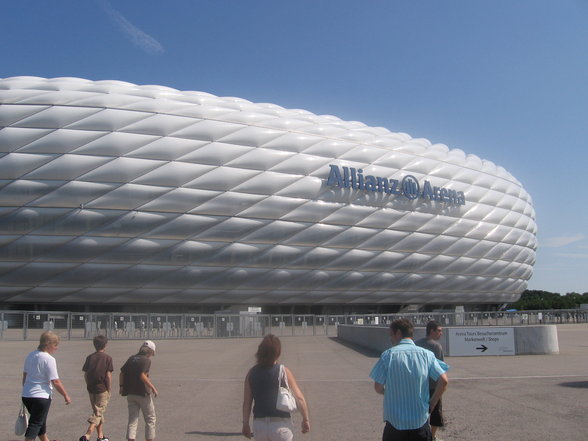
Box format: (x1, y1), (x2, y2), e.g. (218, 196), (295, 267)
(1, 324), (588, 441)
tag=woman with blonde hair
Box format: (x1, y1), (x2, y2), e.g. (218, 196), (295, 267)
(21, 331), (71, 441)
(242, 334), (310, 440)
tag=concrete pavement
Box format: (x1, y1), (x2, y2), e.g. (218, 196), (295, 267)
(1, 324), (587, 441)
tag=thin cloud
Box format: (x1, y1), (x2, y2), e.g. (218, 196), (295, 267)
(543, 233), (586, 248)
(98, 0), (164, 55)
(555, 253), (588, 259)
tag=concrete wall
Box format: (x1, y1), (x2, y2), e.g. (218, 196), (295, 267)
(337, 324), (392, 354)
(337, 324), (559, 356)
(514, 325), (559, 355)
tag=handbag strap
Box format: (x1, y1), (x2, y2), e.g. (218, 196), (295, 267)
(279, 364), (290, 389)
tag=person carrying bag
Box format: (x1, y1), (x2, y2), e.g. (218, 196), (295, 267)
(21, 331), (72, 441)
(242, 334), (310, 440)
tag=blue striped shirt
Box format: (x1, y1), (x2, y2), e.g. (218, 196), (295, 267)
(369, 339), (449, 430)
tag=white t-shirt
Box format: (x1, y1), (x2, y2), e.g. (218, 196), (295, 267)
(22, 350), (59, 398)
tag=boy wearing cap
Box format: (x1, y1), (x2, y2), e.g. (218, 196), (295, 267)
(80, 335), (113, 441)
(120, 340), (159, 441)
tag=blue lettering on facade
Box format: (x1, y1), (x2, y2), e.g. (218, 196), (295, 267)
(327, 164), (343, 187)
(422, 181), (434, 200)
(401, 175), (420, 200)
(326, 164), (466, 205)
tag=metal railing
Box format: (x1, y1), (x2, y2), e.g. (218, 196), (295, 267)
(0, 309), (586, 341)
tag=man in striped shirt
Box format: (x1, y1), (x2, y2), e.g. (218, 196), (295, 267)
(370, 318), (449, 441)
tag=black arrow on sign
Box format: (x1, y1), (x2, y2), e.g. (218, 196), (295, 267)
(476, 345), (488, 352)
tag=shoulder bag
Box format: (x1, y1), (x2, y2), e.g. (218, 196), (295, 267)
(276, 364), (297, 413)
(15, 402), (28, 436)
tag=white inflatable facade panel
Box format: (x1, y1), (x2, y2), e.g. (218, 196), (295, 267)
(0, 77), (537, 305)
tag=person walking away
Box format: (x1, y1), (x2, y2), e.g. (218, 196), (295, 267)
(120, 340), (158, 441)
(416, 321), (445, 441)
(80, 335), (114, 441)
(242, 334), (310, 440)
(21, 331), (72, 441)
(370, 319), (449, 441)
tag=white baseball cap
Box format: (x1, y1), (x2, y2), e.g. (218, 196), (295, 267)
(142, 340), (156, 354)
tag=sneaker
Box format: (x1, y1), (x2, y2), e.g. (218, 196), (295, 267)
(97, 437), (110, 441)
(79, 437), (89, 441)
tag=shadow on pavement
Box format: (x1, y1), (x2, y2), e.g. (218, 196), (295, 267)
(186, 431), (242, 436)
(558, 381), (588, 388)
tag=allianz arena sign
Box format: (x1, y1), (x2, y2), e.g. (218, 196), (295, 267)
(0, 77), (537, 306)
(327, 165), (466, 205)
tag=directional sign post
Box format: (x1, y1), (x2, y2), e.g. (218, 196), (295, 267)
(448, 327), (515, 356)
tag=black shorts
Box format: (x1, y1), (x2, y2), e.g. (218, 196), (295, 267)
(22, 397), (52, 438)
(382, 421), (432, 441)
(429, 397), (444, 427)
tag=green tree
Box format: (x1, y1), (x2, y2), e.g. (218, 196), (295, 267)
(509, 290), (588, 310)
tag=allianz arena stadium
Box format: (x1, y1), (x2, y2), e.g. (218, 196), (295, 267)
(0, 76), (537, 311)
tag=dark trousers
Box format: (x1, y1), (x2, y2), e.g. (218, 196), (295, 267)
(22, 397), (51, 438)
(382, 421), (432, 441)
(429, 396), (444, 427)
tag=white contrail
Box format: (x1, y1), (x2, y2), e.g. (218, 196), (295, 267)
(543, 233), (586, 248)
(98, 0), (164, 54)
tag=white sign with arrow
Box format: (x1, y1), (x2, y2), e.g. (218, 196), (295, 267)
(448, 327), (515, 356)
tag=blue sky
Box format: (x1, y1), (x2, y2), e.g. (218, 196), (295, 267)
(2, 0), (587, 295)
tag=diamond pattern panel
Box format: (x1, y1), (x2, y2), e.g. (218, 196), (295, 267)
(0, 76), (537, 305)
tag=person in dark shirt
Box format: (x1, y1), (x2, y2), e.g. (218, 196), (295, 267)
(416, 321), (445, 441)
(242, 334), (310, 440)
(120, 340), (158, 441)
(80, 335), (113, 441)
